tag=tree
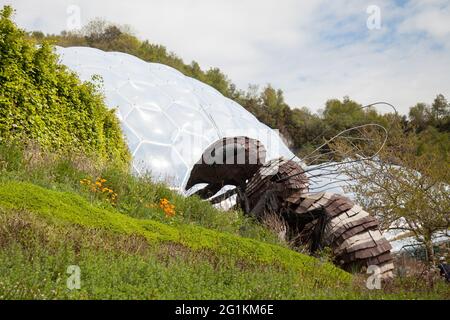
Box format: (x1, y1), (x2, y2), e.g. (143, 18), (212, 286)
(261, 85), (283, 127)
(409, 95), (450, 133)
(331, 130), (450, 265)
(409, 102), (429, 131)
(431, 94), (449, 123)
(321, 97), (388, 137)
(82, 18), (109, 43)
(288, 107), (325, 157)
(204, 68), (231, 96)
(322, 97), (365, 133)
(431, 94), (450, 131)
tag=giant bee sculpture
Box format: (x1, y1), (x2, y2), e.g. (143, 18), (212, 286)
(186, 136), (394, 278)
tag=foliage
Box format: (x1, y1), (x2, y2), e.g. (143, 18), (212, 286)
(80, 177), (118, 205)
(331, 130), (450, 264)
(0, 7), (130, 168)
(409, 94), (450, 132)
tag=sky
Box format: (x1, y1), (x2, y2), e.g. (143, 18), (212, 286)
(2, 0), (450, 114)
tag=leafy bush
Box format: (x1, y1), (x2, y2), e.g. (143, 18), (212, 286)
(0, 6), (130, 168)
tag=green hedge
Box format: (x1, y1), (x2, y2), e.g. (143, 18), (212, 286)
(0, 6), (130, 168)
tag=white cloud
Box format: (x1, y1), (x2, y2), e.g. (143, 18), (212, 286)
(398, 0), (450, 40)
(1, 0), (449, 114)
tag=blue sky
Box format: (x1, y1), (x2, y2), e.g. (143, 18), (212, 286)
(2, 0), (450, 114)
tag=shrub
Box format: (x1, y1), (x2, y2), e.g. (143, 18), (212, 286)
(0, 6), (130, 168)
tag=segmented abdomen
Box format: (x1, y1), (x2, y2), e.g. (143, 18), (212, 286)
(245, 158), (394, 278)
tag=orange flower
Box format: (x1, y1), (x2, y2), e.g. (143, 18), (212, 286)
(159, 198), (176, 218)
(80, 177), (118, 205)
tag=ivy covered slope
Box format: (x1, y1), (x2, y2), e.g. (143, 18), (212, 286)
(0, 6), (130, 167)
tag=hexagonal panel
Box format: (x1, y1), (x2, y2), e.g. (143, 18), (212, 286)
(104, 89), (134, 119)
(165, 102), (215, 136)
(158, 83), (203, 110)
(124, 107), (179, 145)
(117, 81), (172, 110)
(134, 142), (188, 186)
(172, 133), (212, 168)
(120, 122), (141, 154)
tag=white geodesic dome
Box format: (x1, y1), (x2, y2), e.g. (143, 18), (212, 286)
(57, 46), (295, 190)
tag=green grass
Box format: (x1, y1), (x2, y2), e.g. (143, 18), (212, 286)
(0, 141), (280, 245)
(0, 143), (448, 299)
(0, 182), (352, 299)
(1, 181), (449, 299)
(0, 181), (337, 269)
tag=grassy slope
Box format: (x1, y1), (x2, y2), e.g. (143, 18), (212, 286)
(0, 181), (355, 299)
(0, 182), (448, 299)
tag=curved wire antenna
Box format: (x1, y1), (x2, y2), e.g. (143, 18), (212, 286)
(276, 123), (388, 183)
(192, 102), (399, 200)
(274, 102), (399, 187)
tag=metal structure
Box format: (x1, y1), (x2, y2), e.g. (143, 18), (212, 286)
(58, 46), (394, 277)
